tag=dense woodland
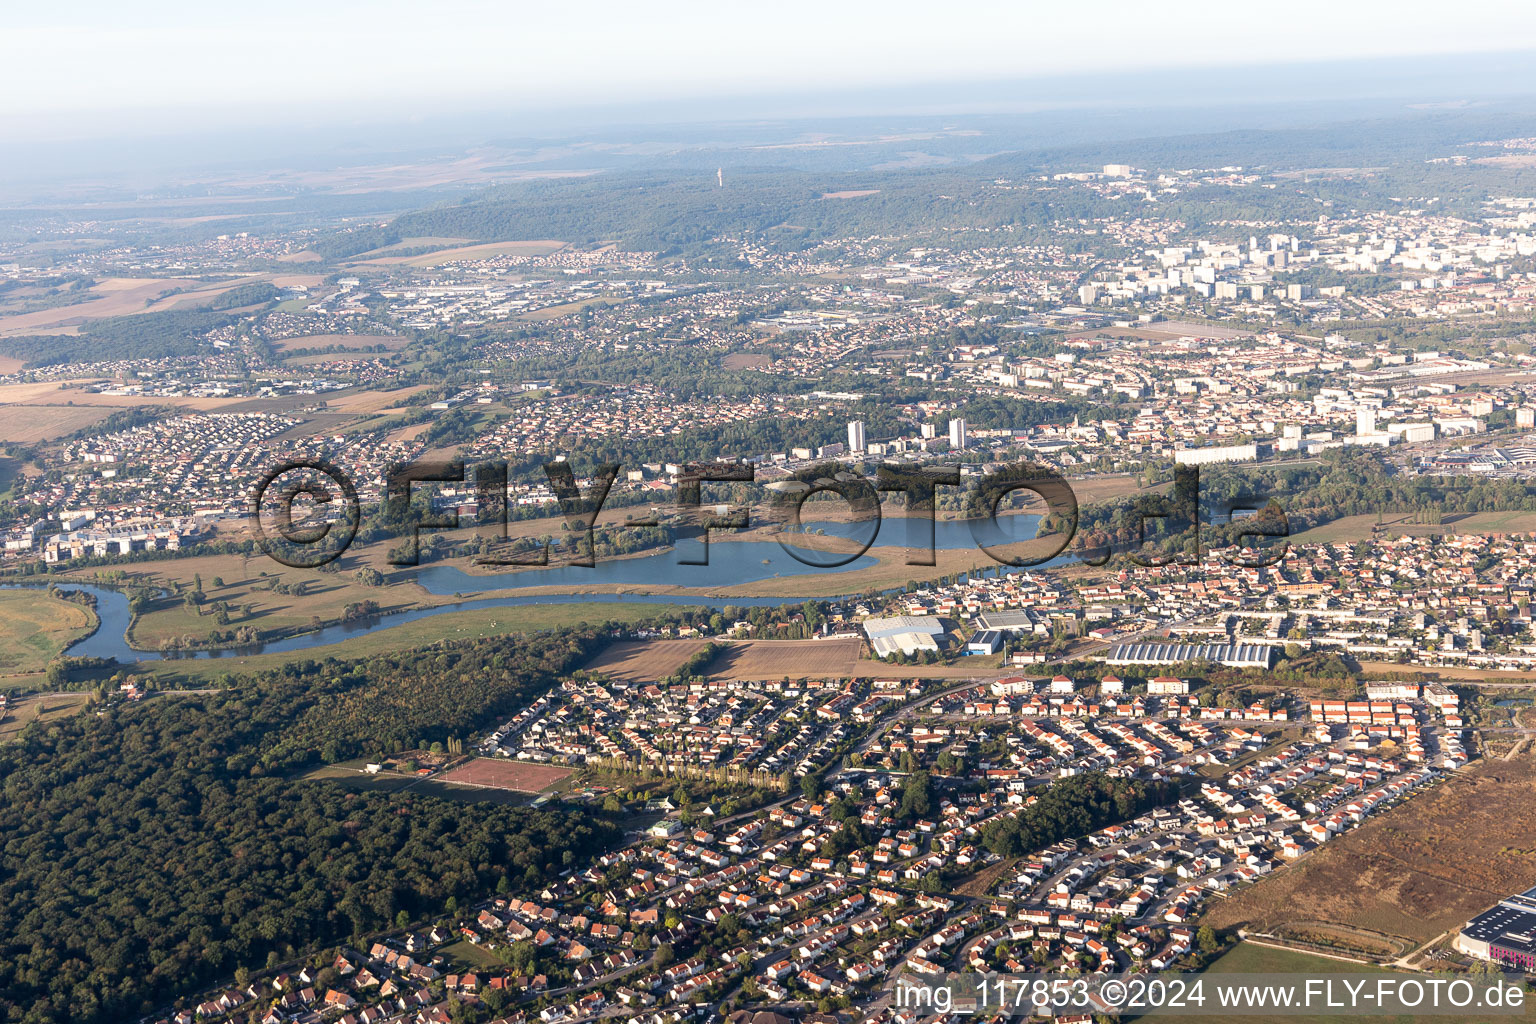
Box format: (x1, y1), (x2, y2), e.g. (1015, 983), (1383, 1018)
(0, 309), (234, 367)
(376, 108), (1536, 255)
(979, 773), (1175, 857)
(0, 633), (619, 1024)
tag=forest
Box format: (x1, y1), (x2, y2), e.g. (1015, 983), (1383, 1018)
(0, 632), (618, 1024)
(979, 773), (1175, 857)
(0, 309), (232, 367)
(354, 107), (1536, 256)
(386, 168), (1349, 255)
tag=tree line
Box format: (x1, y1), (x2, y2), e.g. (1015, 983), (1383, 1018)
(0, 631), (619, 1024)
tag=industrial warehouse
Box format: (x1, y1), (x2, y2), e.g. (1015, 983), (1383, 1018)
(1103, 641), (1278, 669)
(1457, 887), (1536, 970)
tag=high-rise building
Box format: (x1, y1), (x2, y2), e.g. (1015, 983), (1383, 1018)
(920, 423), (937, 439)
(949, 418), (967, 449)
(1357, 407), (1376, 437)
(847, 420), (866, 452)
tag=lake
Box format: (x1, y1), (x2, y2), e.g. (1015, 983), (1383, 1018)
(35, 513), (1062, 663)
(413, 514), (1045, 595)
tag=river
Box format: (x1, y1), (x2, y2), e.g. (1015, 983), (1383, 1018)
(38, 514), (1062, 663)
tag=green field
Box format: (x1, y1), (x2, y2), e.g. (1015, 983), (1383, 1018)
(120, 555), (423, 649)
(0, 691), (93, 742)
(1138, 942), (1535, 1024)
(0, 589), (98, 675)
(135, 601), (689, 684)
(1289, 510), (1536, 546)
(0, 455), (21, 501)
(437, 938), (506, 970)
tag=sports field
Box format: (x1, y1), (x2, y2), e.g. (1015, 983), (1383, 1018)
(435, 757), (573, 793)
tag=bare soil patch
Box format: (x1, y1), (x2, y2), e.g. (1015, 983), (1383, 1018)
(0, 404), (115, 442)
(353, 240), (565, 267)
(582, 639), (714, 683)
(707, 638), (862, 681)
(1202, 757), (1536, 946)
(322, 385), (431, 413)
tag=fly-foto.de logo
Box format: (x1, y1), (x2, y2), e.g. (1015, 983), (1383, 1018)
(249, 459), (1289, 571)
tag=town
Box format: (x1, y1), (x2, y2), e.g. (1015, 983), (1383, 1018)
(146, 653), (1471, 1024)
(6, 47), (1536, 1024)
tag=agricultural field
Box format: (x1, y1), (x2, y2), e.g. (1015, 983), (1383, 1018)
(705, 637), (862, 680)
(0, 589), (98, 675)
(352, 240), (566, 267)
(580, 635), (1018, 685)
(0, 277), (186, 335)
(1288, 509), (1536, 546)
(584, 636), (879, 684)
(1355, 662), (1536, 681)
(349, 236), (475, 257)
(0, 275), (306, 335)
(319, 384), (431, 413)
(581, 638), (716, 682)
(0, 403), (116, 442)
(1202, 757), (1536, 952)
(515, 295), (619, 322)
(0, 379), (304, 416)
(842, 657), (1020, 680)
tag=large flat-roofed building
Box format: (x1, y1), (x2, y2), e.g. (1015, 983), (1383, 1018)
(1457, 887), (1536, 969)
(1365, 682), (1420, 700)
(967, 629), (1004, 655)
(976, 609), (1050, 635)
(863, 615), (945, 658)
(1173, 443), (1257, 466)
(1104, 642), (1276, 670)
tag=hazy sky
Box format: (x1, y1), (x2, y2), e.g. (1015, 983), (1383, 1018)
(10, 0), (1536, 126)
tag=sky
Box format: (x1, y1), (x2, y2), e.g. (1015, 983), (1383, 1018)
(8, 0), (1536, 136)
